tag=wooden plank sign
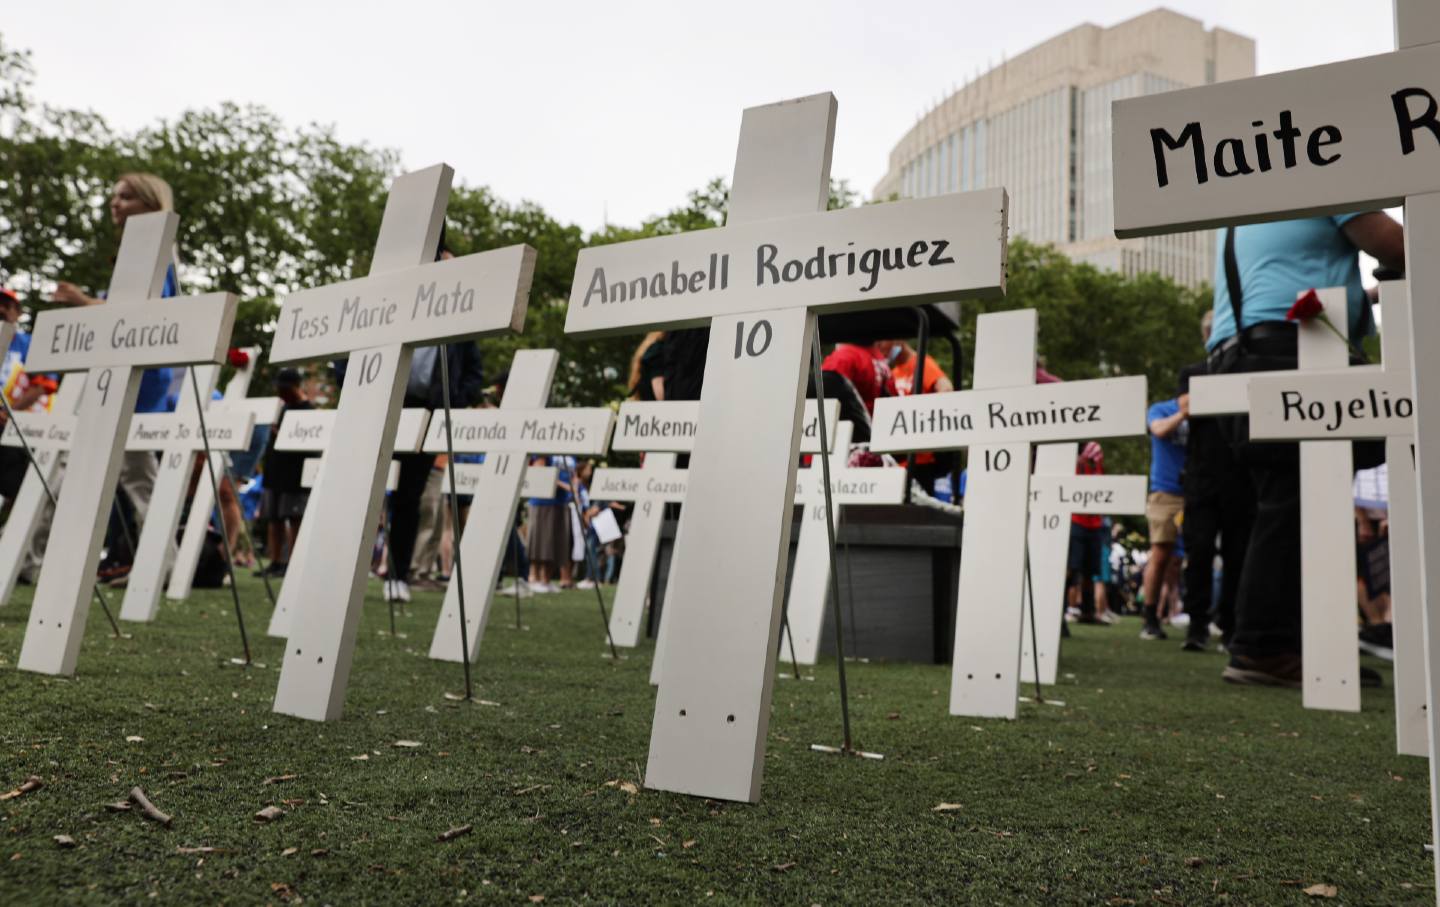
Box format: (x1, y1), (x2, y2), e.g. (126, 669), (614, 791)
(563, 92), (1007, 803)
(268, 163), (535, 722)
(17, 212), (239, 677)
(871, 309), (1148, 720)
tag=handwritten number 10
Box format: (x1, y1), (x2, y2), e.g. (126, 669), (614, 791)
(733, 320), (773, 359)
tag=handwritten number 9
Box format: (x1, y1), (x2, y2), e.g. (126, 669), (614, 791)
(94, 369), (113, 407)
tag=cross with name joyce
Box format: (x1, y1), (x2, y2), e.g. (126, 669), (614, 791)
(594, 398), (838, 651)
(870, 309), (1147, 720)
(565, 92), (1008, 802)
(1110, 10), (1440, 884)
(780, 420), (907, 666)
(420, 348), (614, 665)
(16, 211), (238, 675)
(1018, 442), (1148, 688)
(265, 406), (433, 638)
(1245, 281), (1422, 753)
(266, 164), (535, 722)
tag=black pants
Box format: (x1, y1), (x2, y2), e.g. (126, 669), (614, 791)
(1067, 523), (1105, 618)
(1181, 437), (1254, 642)
(1214, 334), (1301, 658)
(388, 453), (436, 582)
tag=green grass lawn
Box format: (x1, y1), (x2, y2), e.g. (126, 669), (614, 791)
(0, 575), (1430, 905)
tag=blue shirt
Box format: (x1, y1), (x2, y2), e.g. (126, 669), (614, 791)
(528, 455), (573, 507)
(1148, 399), (1186, 495)
(1209, 216), (1367, 351)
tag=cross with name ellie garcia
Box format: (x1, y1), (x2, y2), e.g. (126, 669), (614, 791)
(564, 92), (1008, 803)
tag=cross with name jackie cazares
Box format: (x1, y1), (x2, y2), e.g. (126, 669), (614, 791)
(564, 92), (1007, 803)
(16, 210), (238, 676)
(870, 309), (1147, 720)
(420, 348), (614, 666)
(266, 163), (535, 723)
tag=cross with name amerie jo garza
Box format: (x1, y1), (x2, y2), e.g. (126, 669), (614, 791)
(1110, 6), (1440, 886)
(565, 92), (1008, 803)
(870, 309), (1147, 720)
(16, 212), (238, 676)
(266, 164), (535, 722)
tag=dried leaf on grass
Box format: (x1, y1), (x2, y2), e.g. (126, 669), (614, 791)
(772, 862), (796, 872)
(437, 825), (472, 842)
(281, 847), (299, 856)
(393, 741), (422, 749)
(52, 835), (75, 849)
(932, 802), (963, 812)
(0, 776), (42, 801)
(129, 787), (172, 827)
(604, 779), (639, 795)
(1303, 884), (1338, 898)
(177, 846), (228, 855)
(263, 774), (298, 786)
(254, 806), (285, 822)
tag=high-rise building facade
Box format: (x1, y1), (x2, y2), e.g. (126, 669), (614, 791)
(872, 9), (1255, 289)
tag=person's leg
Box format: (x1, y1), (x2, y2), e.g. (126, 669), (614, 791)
(1181, 489), (1220, 645)
(411, 468), (444, 581)
(1141, 543), (1173, 638)
(117, 450), (159, 529)
(1224, 439), (1302, 676)
(386, 453), (436, 585)
(218, 474), (243, 556)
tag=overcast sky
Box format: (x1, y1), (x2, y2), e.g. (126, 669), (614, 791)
(6, 1), (1397, 232)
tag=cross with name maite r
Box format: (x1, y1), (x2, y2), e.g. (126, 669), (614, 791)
(870, 309), (1147, 721)
(265, 163), (536, 722)
(564, 92), (1008, 803)
(16, 211), (238, 677)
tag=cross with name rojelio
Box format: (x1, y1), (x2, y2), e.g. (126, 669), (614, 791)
(1245, 281), (1422, 753)
(1110, 9), (1440, 886)
(265, 164), (535, 722)
(564, 91), (1008, 803)
(870, 309), (1147, 720)
(118, 349), (267, 622)
(14, 211), (238, 676)
(1019, 443), (1147, 688)
(594, 398), (838, 653)
(265, 406), (433, 638)
(166, 353), (282, 603)
(780, 420), (906, 667)
(420, 348), (614, 666)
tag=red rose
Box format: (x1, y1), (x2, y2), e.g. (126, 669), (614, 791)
(1285, 289), (1324, 322)
(227, 348), (250, 368)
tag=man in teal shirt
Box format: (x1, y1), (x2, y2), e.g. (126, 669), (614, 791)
(1208, 213), (1404, 688)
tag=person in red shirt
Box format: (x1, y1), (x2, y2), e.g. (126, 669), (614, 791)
(874, 340), (956, 492)
(821, 343), (894, 413)
(1068, 442), (1112, 625)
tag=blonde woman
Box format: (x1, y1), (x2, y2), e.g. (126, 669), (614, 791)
(51, 173), (179, 580)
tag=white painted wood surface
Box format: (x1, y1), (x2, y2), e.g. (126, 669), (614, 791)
(611, 399), (836, 452)
(27, 293), (236, 371)
(0, 379), (83, 606)
(590, 453), (686, 648)
(270, 164), (533, 722)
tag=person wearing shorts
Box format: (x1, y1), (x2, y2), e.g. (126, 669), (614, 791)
(1141, 396), (1187, 640)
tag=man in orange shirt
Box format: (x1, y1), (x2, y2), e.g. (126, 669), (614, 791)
(877, 340), (955, 493)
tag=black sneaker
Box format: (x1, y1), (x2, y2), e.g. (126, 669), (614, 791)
(1358, 623), (1394, 662)
(1140, 624), (1167, 641)
(1360, 666), (1383, 688)
(1182, 636), (1208, 652)
(1222, 652), (1301, 688)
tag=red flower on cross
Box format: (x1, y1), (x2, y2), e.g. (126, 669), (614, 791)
(227, 348), (251, 369)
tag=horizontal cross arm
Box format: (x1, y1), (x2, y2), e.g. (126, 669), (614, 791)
(422, 408), (614, 455)
(27, 293), (237, 372)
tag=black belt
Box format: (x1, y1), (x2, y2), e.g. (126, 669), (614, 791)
(1207, 321), (1296, 367)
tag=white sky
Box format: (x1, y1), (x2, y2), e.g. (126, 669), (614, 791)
(6, 1), (1398, 232)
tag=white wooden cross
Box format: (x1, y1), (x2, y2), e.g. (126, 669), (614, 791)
(165, 349), (282, 602)
(1246, 282), (1421, 750)
(1018, 443), (1147, 687)
(565, 92), (1007, 803)
(265, 406), (432, 638)
(419, 348), (614, 665)
(15, 211), (237, 676)
(870, 309), (1147, 720)
(595, 398), (837, 652)
(266, 164), (535, 722)
(780, 421), (907, 666)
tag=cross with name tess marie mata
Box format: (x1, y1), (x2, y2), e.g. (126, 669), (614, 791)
(1242, 281), (1422, 753)
(266, 163), (535, 722)
(15, 210), (238, 676)
(1019, 442), (1147, 688)
(870, 309), (1147, 720)
(589, 398), (838, 653)
(264, 405), (433, 638)
(419, 348), (615, 666)
(1109, 5), (1440, 885)
(565, 92), (1008, 802)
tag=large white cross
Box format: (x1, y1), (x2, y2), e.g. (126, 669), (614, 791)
(16, 212), (238, 676)
(266, 164), (535, 722)
(419, 348), (614, 665)
(1018, 443), (1147, 687)
(1111, 10), (1440, 886)
(564, 92), (1007, 803)
(595, 398), (837, 651)
(871, 309), (1147, 720)
(780, 421), (907, 666)
(265, 406), (433, 638)
(1245, 282), (1421, 751)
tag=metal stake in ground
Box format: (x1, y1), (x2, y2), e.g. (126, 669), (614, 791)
(189, 369), (251, 665)
(0, 388), (121, 639)
(436, 346), (474, 701)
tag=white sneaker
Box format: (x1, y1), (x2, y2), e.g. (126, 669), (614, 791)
(1170, 612), (1191, 627)
(497, 580), (536, 599)
(576, 579), (597, 590)
(383, 579), (412, 603)
(530, 581), (557, 594)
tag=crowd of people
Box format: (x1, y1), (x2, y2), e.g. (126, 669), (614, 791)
(0, 169), (1411, 692)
